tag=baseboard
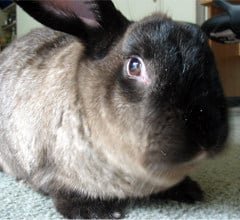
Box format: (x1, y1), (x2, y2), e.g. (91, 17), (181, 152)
(227, 97), (240, 107)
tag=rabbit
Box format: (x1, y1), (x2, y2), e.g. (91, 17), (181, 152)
(0, 0), (228, 219)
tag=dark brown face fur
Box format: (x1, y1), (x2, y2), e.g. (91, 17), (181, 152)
(110, 15), (228, 171)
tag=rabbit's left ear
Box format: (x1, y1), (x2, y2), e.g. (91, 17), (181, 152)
(15, 0), (130, 59)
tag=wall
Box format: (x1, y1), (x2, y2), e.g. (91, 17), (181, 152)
(112, 0), (161, 21)
(114, 0), (199, 23)
(16, 6), (42, 37)
(160, 0), (197, 23)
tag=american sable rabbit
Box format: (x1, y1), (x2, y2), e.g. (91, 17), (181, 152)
(0, 0), (228, 218)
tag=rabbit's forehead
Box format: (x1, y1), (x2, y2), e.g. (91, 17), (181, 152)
(122, 16), (206, 60)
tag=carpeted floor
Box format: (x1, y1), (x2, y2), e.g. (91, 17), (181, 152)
(0, 107), (239, 219)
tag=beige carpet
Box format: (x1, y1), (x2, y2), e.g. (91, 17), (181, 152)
(0, 107), (239, 219)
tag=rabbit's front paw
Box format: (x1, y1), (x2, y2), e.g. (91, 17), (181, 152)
(53, 189), (129, 219)
(151, 176), (204, 204)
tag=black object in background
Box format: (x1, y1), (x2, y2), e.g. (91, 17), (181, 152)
(201, 0), (240, 44)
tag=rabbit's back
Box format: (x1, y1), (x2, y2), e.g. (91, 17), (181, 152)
(0, 28), (85, 179)
(0, 28), (78, 75)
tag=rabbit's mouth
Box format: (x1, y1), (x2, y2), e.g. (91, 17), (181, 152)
(141, 146), (210, 180)
(134, 150), (208, 194)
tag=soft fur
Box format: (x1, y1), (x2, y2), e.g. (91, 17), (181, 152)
(0, 0), (228, 218)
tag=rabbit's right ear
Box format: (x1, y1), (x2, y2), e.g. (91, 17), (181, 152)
(15, 0), (130, 59)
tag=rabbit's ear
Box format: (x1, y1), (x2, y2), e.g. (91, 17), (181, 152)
(15, 0), (130, 59)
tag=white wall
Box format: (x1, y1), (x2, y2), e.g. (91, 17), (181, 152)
(16, 6), (42, 37)
(160, 0), (197, 23)
(114, 0), (198, 23)
(16, 0), (197, 37)
(112, 0), (161, 21)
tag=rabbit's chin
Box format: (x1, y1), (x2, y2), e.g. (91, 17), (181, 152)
(146, 150), (208, 186)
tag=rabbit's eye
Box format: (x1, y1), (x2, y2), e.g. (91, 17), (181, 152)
(126, 56), (150, 85)
(127, 57), (142, 76)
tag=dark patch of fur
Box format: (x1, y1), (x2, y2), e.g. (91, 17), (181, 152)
(150, 176), (204, 203)
(52, 189), (130, 219)
(120, 17), (228, 165)
(35, 35), (71, 58)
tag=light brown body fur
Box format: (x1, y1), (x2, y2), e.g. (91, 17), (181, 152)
(0, 28), (185, 199)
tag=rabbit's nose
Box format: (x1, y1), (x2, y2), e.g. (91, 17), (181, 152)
(185, 115), (228, 156)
